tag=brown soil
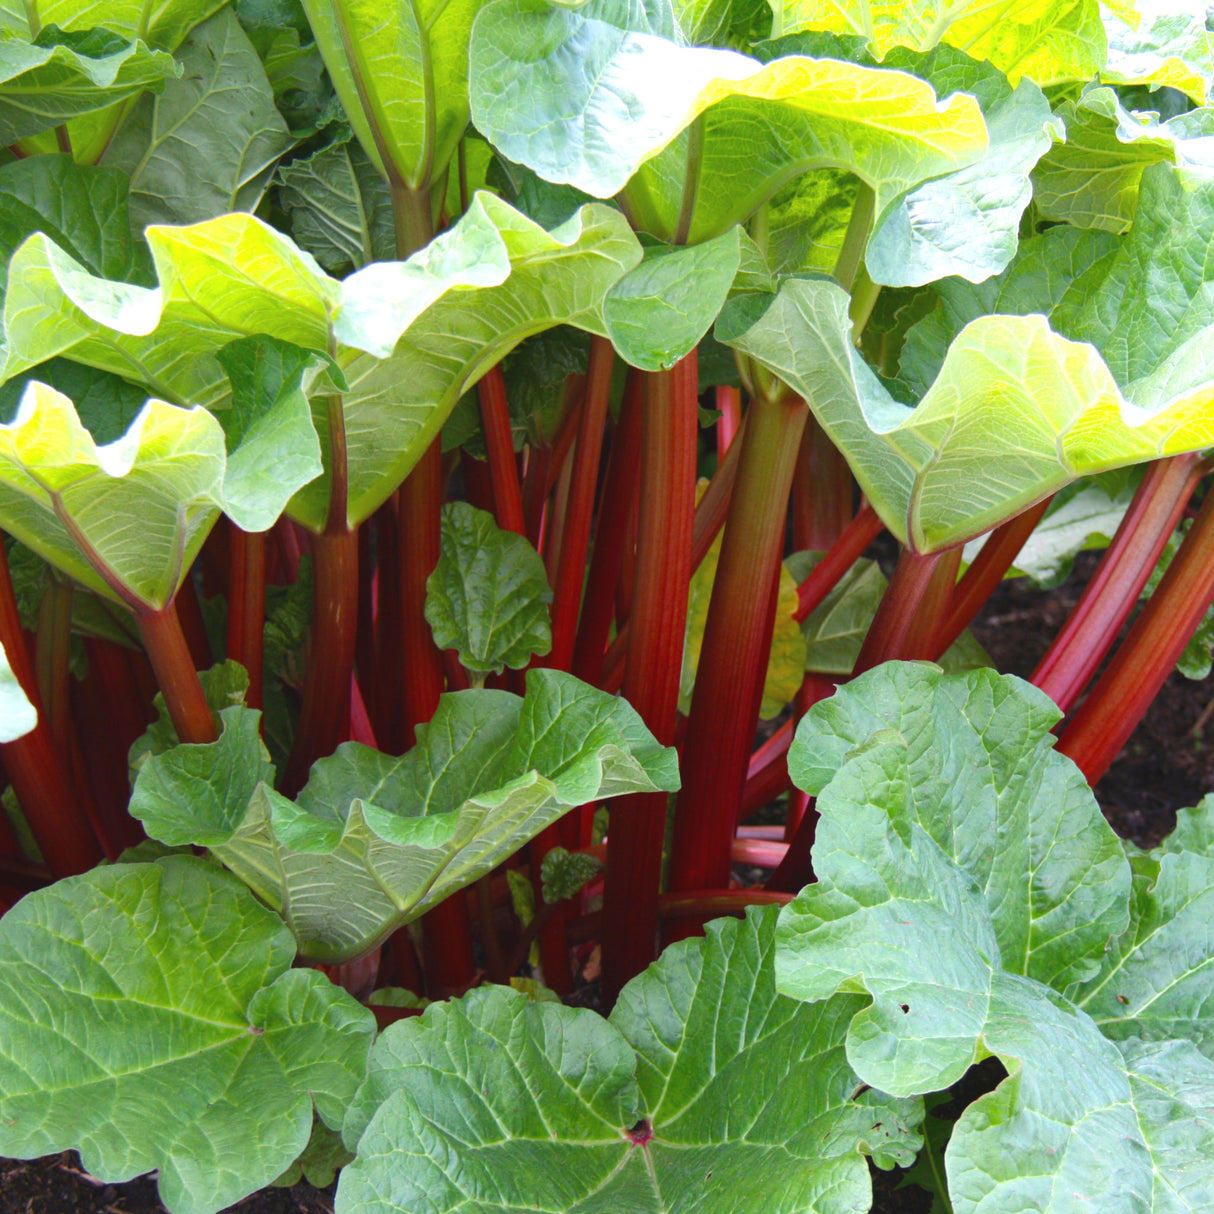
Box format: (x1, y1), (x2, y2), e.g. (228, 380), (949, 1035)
(4, 557), (1210, 1214)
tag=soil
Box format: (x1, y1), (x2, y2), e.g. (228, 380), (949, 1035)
(3, 556), (1211, 1214)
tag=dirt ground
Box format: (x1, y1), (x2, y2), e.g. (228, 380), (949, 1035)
(3, 556), (1210, 1214)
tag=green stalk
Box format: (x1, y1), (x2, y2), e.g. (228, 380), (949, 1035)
(601, 353), (699, 1002)
(668, 389), (809, 896)
(1058, 481), (1214, 786)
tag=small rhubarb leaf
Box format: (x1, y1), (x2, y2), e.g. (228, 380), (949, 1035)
(1101, 0), (1214, 104)
(129, 659), (251, 770)
(272, 1116), (354, 1189)
(1033, 87), (1214, 233)
(0, 856), (375, 1214)
(603, 227), (744, 371)
(0, 638), (35, 741)
(129, 704), (273, 846)
(101, 8), (295, 229)
(338, 908), (920, 1213)
(424, 502), (552, 675)
(276, 135), (395, 275)
(0, 155), (150, 308)
(866, 47), (1060, 287)
(213, 335), (325, 532)
(0, 382), (225, 608)
(0, 26), (178, 145)
(774, 0), (1107, 85)
(299, 0), (486, 190)
(198, 671), (677, 962)
(539, 846), (602, 904)
(469, 1), (987, 243)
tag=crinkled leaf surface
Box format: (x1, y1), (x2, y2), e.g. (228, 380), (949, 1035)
(774, 0), (1107, 85)
(425, 502), (552, 674)
(144, 670), (676, 961)
(1033, 88), (1214, 232)
(865, 47), (1060, 287)
(718, 203), (1214, 551)
(276, 135), (395, 275)
(299, 0), (486, 189)
(0, 638), (35, 741)
(0, 195), (640, 530)
(775, 662), (1214, 1214)
(337, 908), (921, 1214)
(1102, 0), (1214, 103)
(540, 845), (602, 904)
(469, 0), (987, 243)
(101, 9), (294, 230)
(0, 26), (178, 145)
(0, 856), (375, 1214)
(0, 155), (150, 309)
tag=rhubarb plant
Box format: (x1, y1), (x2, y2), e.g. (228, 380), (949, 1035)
(3, 1), (1214, 1211)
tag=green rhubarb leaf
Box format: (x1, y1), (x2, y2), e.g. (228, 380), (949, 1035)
(1033, 87), (1214, 233)
(1102, 0), (1214, 104)
(539, 845), (602, 904)
(272, 1115), (353, 1189)
(338, 908), (921, 1213)
(425, 501), (552, 675)
(0, 196), (640, 531)
(130, 704), (273, 846)
(0, 856), (375, 1214)
(0, 155), (150, 308)
(0, 638), (35, 741)
(0, 0), (226, 52)
(866, 47), (1060, 287)
(0, 358), (149, 445)
(469, 0), (987, 243)
(300, 0), (486, 190)
(0, 25), (178, 145)
(276, 135), (395, 275)
(0, 381), (225, 607)
(185, 670), (677, 962)
(774, 0), (1107, 85)
(773, 662), (1214, 1214)
(603, 226), (744, 370)
(101, 9), (295, 229)
(719, 203), (1214, 551)
(213, 335), (325, 533)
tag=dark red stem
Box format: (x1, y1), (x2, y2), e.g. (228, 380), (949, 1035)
(227, 526), (266, 712)
(136, 599), (219, 745)
(792, 416), (854, 551)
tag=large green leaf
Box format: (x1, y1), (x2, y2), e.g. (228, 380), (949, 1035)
(0, 638), (35, 741)
(338, 908), (921, 1214)
(865, 47), (1060, 287)
(718, 238), (1214, 551)
(1102, 0), (1214, 104)
(0, 856), (375, 1214)
(0, 196), (641, 531)
(0, 0), (225, 51)
(0, 25), (178, 145)
(775, 662), (1214, 1214)
(300, 0), (487, 191)
(140, 670), (677, 962)
(425, 502), (552, 675)
(773, 0), (1108, 85)
(469, 0), (987, 243)
(101, 9), (294, 229)
(0, 155), (150, 310)
(1033, 87), (1214, 232)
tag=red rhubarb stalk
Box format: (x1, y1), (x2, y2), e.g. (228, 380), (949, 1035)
(1033, 454), (1202, 712)
(226, 526), (266, 711)
(601, 353), (699, 1001)
(1058, 480), (1214, 786)
(477, 365), (526, 536)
